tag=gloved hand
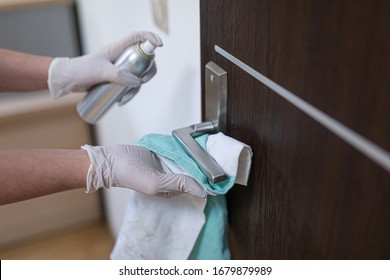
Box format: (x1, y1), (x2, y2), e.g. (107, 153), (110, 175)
(81, 144), (207, 199)
(48, 31), (163, 100)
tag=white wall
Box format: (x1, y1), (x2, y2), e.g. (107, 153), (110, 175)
(76, 0), (201, 236)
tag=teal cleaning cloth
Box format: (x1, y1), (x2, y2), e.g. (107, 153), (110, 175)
(136, 133), (236, 259)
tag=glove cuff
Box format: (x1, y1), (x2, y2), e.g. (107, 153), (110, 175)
(81, 145), (111, 193)
(48, 57), (73, 100)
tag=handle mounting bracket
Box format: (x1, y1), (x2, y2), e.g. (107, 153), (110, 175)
(172, 61), (227, 183)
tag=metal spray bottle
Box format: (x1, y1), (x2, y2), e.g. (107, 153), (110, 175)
(76, 40), (157, 124)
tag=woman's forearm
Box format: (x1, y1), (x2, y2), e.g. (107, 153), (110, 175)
(0, 49), (53, 92)
(0, 148), (90, 205)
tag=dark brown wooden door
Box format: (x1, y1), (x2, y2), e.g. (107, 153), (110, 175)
(200, 0), (390, 259)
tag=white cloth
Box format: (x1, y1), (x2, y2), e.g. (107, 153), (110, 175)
(110, 132), (252, 259)
(109, 193), (206, 259)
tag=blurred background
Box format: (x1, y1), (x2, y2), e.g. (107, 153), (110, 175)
(0, 0), (200, 259)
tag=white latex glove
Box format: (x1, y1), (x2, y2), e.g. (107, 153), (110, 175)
(48, 31), (163, 99)
(81, 145), (207, 199)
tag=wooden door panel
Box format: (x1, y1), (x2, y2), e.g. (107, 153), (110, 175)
(201, 0), (390, 149)
(200, 0), (390, 259)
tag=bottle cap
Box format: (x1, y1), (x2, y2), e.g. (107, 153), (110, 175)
(140, 40), (156, 56)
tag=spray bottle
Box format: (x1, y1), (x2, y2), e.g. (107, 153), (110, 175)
(76, 40), (157, 124)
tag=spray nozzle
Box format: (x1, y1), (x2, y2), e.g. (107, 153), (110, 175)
(140, 40), (157, 56)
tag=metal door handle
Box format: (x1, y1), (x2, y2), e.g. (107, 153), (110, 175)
(172, 122), (227, 183)
(172, 61), (228, 183)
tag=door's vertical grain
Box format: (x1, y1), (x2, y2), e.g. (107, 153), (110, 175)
(201, 0), (390, 259)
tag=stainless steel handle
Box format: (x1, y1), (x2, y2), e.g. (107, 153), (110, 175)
(172, 61), (228, 183)
(172, 122), (227, 183)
